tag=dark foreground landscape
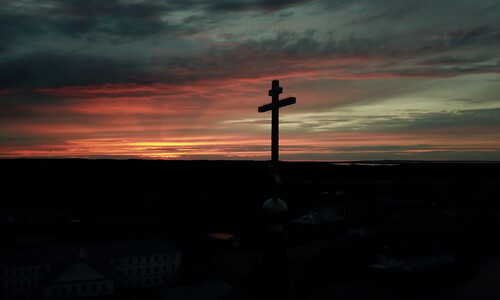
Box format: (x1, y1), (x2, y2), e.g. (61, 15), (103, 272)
(2, 159), (500, 299)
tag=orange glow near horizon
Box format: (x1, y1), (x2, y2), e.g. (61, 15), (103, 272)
(3, 128), (500, 160)
(2, 77), (500, 161)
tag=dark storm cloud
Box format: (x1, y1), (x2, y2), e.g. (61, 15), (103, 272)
(0, 0), (313, 45)
(235, 24), (500, 77)
(1, 22), (498, 92)
(0, 48), (249, 90)
(448, 25), (500, 46)
(0, 0), (195, 45)
(225, 27), (460, 62)
(350, 1), (424, 24)
(50, 0), (172, 40)
(0, 12), (48, 52)
(2, 0), (499, 91)
(249, 30), (324, 55)
(53, 0), (165, 18)
(0, 53), (144, 89)
(207, 0), (313, 12)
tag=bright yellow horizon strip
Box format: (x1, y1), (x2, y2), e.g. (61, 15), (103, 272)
(131, 141), (222, 147)
(130, 139), (268, 147)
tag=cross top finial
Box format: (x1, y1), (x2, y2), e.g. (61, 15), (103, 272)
(269, 80), (283, 97)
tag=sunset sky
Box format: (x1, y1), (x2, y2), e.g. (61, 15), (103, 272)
(1, 0), (500, 160)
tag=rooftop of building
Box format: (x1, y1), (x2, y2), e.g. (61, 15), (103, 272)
(2, 239), (179, 268)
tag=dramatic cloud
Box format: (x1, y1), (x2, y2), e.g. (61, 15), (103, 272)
(1, 0), (500, 160)
(207, 0), (314, 12)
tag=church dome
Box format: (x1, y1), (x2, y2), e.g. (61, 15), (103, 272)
(262, 198), (288, 215)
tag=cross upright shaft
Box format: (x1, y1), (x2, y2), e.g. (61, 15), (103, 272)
(270, 80), (281, 165)
(258, 80), (296, 171)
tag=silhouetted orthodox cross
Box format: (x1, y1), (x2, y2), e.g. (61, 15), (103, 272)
(258, 80), (296, 171)
(259, 80), (295, 300)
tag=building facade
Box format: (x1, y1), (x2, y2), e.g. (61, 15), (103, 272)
(43, 260), (114, 299)
(109, 245), (181, 289)
(2, 239), (181, 300)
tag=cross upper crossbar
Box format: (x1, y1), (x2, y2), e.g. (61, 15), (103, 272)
(258, 97), (296, 113)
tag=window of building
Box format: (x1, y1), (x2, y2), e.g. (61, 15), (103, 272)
(7, 281), (13, 289)
(23, 281), (27, 288)
(171, 253), (176, 259)
(146, 278), (150, 285)
(146, 267), (150, 274)
(116, 271), (122, 277)
(163, 265), (167, 271)
(138, 257), (142, 263)
(155, 256), (158, 262)
(154, 277), (158, 284)
(163, 255), (167, 260)
(62, 286), (67, 295)
(154, 266), (158, 273)
(101, 284), (107, 291)
(146, 256), (150, 263)
(82, 285), (87, 293)
(91, 284), (96, 292)
(137, 279), (142, 286)
(137, 268), (141, 275)
(128, 269), (132, 276)
(128, 258), (132, 264)
(16, 269), (20, 276)
(39, 266), (46, 273)
(71, 286), (77, 294)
